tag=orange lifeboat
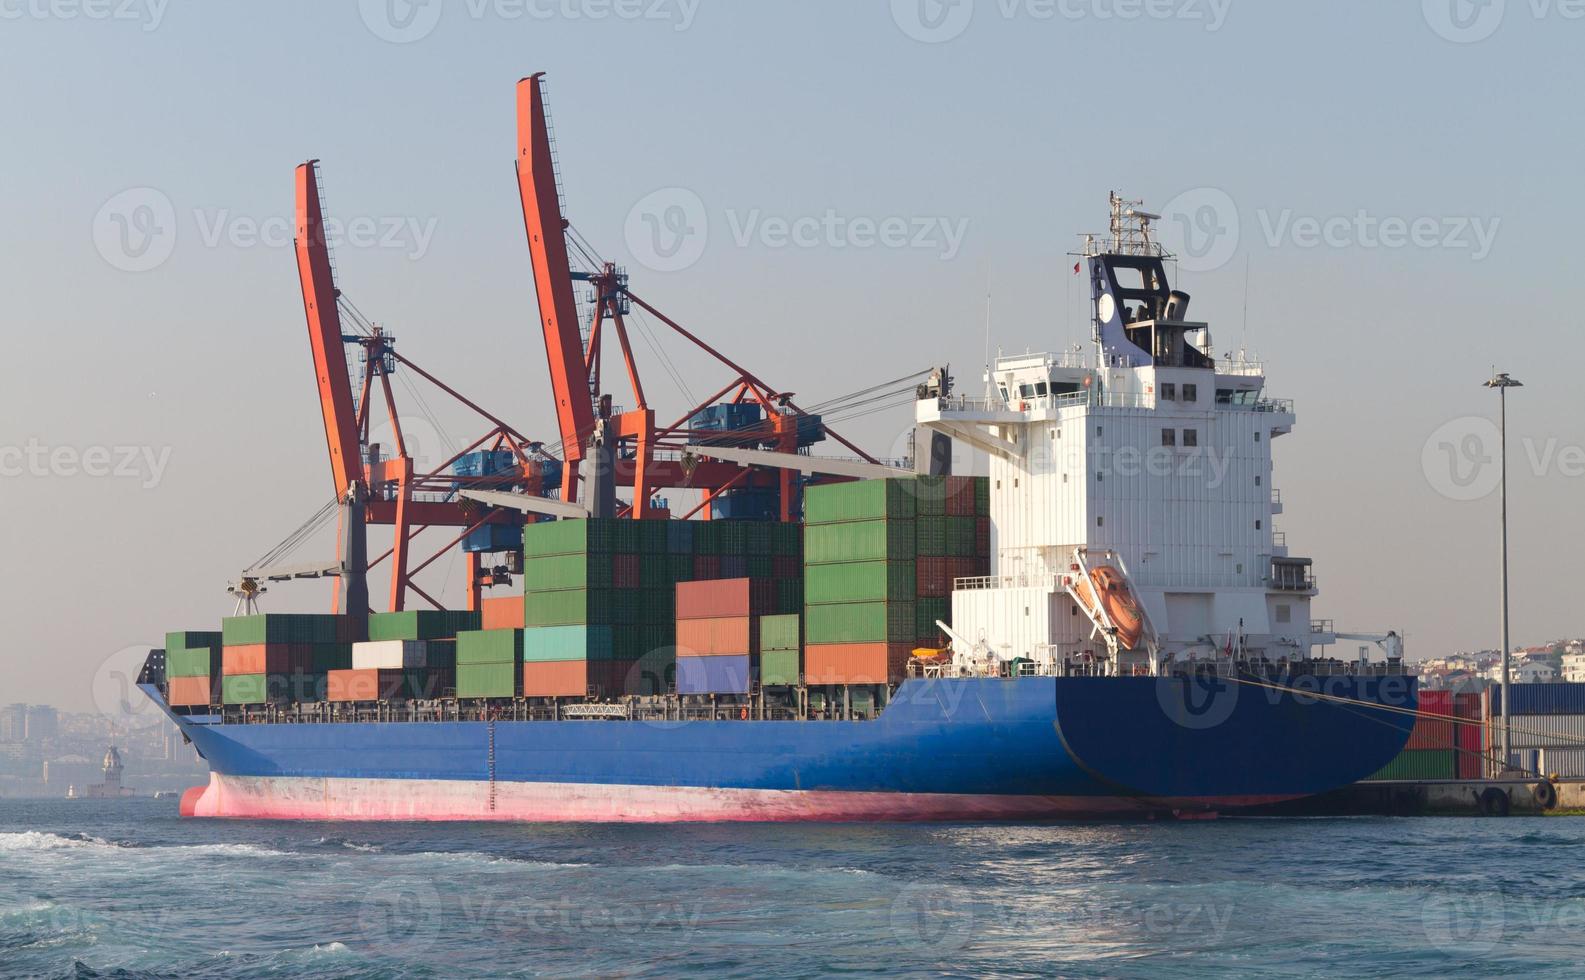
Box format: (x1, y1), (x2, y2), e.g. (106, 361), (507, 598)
(1073, 565), (1145, 650)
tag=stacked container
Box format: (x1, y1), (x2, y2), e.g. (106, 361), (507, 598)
(165, 631), (223, 707)
(220, 614), (352, 705)
(759, 614), (802, 687)
(1366, 688), (1485, 781)
(675, 579), (791, 695)
(481, 595), (526, 630)
(1487, 682), (1585, 778)
(913, 475), (991, 649)
(803, 479), (918, 685)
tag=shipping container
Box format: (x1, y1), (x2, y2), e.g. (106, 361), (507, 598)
(165, 631), (222, 653)
(222, 613), (345, 646)
(915, 516), (947, 558)
(1538, 747), (1585, 779)
(166, 675), (217, 706)
(945, 476), (981, 517)
(481, 595), (526, 631)
(456, 629), (524, 665)
(1457, 748), (1485, 781)
(915, 557), (950, 598)
(521, 625), (617, 663)
(805, 560), (916, 606)
(760, 649), (801, 687)
(352, 640), (431, 671)
(222, 644), (313, 677)
(915, 598), (950, 647)
(166, 646), (220, 679)
(804, 479), (917, 524)
(612, 554), (642, 589)
(1405, 714), (1455, 751)
(1489, 683), (1585, 716)
(676, 579), (778, 620)
(326, 668), (455, 702)
(1501, 714), (1585, 749)
(1366, 748), (1457, 781)
(719, 555), (749, 578)
(456, 661), (522, 699)
(759, 614), (800, 652)
(1418, 689), (1453, 716)
(222, 673), (277, 705)
(522, 518), (621, 557)
(804, 602), (916, 645)
(676, 617), (754, 656)
(676, 654), (752, 695)
(521, 660), (589, 698)
(311, 644), (354, 672)
(804, 642), (912, 685)
(914, 475), (948, 517)
(770, 521), (802, 557)
(945, 516), (978, 557)
(367, 610), (480, 642)
(523, 588), (614, 627)
(805, 520), (917, 565)
(522, 553), (614, 592)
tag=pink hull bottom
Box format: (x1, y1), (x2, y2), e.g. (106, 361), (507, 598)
(181, 774), (1294, 823)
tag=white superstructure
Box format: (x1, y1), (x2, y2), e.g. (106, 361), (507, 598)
(918, 194), (1395, 677)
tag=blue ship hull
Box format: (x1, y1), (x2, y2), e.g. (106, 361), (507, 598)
(147, 674), (1416, 822)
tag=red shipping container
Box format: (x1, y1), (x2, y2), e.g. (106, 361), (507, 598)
(325, 669), (455, 702)
(1455, 719), (1487, 779)
(1454, 692), (1481, 719)
(222, 644), (313, 677)
(1406, 715), (1456, 750)
(481, 595), (526, 631)
(676, 616), (755, 655)
(167, 675), (217, 706)
(944, 476), (977, 516)
(916, 558), (950, 598)
(613, 554), (642, 589)
(772, 555), (801, 580)
(676, 579), (777, 620)
(693, 555), (721, 580)
(523, 660), (589, 697)
(1419, 689), (1454, 716)
(1457, 750), (1484, 780)
(804, 643), (912, 685)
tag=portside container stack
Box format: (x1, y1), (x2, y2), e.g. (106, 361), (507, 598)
(1487, 682), (1585, 778)
(912, 475), (991, 648)
(219, 613), (352, 705)
(165, 631), (223, 707)
(675, 578), (796, 695)
(759, 613), (802, 688)
(1365, 689), (1483, 780)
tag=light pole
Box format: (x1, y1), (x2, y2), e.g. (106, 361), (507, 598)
(1484, 371), (1522, 772)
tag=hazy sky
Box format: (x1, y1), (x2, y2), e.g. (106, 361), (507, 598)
(3, 0), (1581, 711)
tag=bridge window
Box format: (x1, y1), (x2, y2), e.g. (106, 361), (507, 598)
(1161, 429), (1176, 447)
(1161, 383), (1177, 401)
(1183, 383), (1198, 402)
(1183, 428), (1198, 448)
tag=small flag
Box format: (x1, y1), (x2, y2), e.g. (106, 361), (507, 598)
(1073, 261), (1081, 275)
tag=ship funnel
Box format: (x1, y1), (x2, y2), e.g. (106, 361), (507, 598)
(1165, 290), (1191, 321)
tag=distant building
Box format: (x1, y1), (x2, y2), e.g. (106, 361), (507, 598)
(1487, 661), (1557, 684)
(0, 704), (25, 743)
(24, 706), (58, 741)
(70, 747), (134, 800)
(1563, 652), (1585, 684)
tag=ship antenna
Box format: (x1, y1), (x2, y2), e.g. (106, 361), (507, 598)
(983, 271), (994, 400)
(1241, 254), (1252, 352)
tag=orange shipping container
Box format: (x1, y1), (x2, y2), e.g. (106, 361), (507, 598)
(222, 644), (313, 676)
(167, 675), (217, 706)
(804, 643), (912, 685)
(481, 596), (526, 631)
(523, 660), (592, 698)
(676, 579), (778, 620)
(1405, 716), (1456, 751)
(676, 616), (753, 656)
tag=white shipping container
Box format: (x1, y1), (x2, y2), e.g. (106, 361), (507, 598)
(1501, 714), (1585, 750)
(352, 640), (428, 670)
(1538, 747), (1585, 779)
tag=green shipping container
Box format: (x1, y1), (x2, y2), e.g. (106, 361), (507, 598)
(804, 601), (916, 644)
(222, 673), (271, 705)
(457, 629), (524, 665)
(945, 517), (979, 557)
(760, 614), (801, 652)
(367, 610), (481, 642)
(522, 625), (618, 663)
(167, 646), (218, 679)
(761, 649), (801, 687)
(221, 614), (343, 646)
(1366, 749), (1458, 781)
(311, 643), (354, 672)
(804, 520), (916, 565)
(973, 476), (990, 516)
(804, 479), (918, 525)
(524, 588), (615, 627)
(522, 553), (613, 592)
(913, 475), (948, 518)
(771, 522), (803, 557)
(805, 560), (916, 605)
(456, 662), (521, 699)
(777, 579), (803, 614)
(521, 518), (621, 558)
(915, 516), (947, 558)
(165, 631), (222, 653)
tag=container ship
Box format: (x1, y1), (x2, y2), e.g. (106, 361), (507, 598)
(139, 79), (1416, 822)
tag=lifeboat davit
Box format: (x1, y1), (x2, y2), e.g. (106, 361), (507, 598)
(1073, 565), (1145, 650)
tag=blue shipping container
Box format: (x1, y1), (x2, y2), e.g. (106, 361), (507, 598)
(676, 654), (752, 695)
(452, 450), (516, 479)
(1490, 683), (1585, 716)
(463, 523), (523, 554)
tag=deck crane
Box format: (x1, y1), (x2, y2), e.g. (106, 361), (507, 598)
(515, 73), (886, 522)
(293, 160), (560, 613)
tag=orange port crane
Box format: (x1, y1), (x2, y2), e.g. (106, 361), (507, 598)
(294, 160), (555, 614)
(515, 73), (879, 522)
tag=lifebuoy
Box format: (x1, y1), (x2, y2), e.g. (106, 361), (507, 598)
(740, 706), (749, 721)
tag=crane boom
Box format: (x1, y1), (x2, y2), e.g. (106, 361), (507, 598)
(294, 160), (363, 498)
(515, 73), (594, 469)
